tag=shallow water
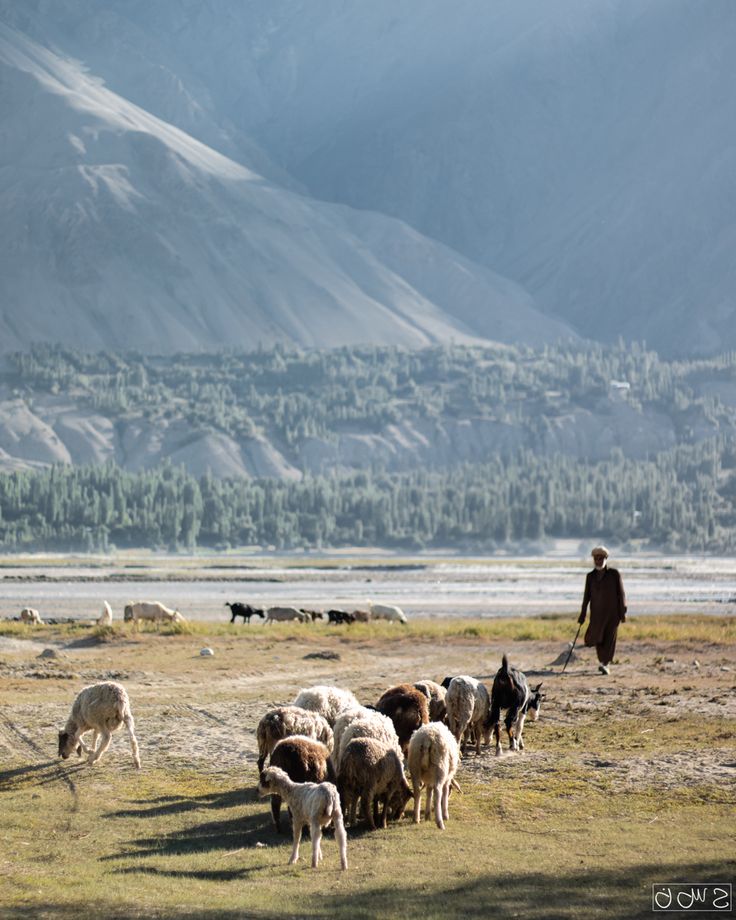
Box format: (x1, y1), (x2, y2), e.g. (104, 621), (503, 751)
(1, 556), (734, 622)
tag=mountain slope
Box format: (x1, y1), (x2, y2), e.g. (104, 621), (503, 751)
(0, 22), (573, 354)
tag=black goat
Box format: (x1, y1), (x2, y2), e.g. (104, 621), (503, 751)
(327, 609), (355, 625)
(484, 655), (542, 756)
(225, 602), (264, 624)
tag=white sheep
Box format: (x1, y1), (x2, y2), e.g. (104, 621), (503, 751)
(256, 706), (334, 770)
(414, 679), (448, 723)
(368, 601), (408, 624)
(20, 607), (43, 625)
(292, 685), (361, 727)
(96, 601), (113, 626)
(332, 709), (401, 769)
(445, 675), (491, 755)
(123, 601), (184, 626)
(407, 722), (460, 830)
(58, 681), (141, 769)
(258, 766), (348, 870)
(264, 606), (310, 624)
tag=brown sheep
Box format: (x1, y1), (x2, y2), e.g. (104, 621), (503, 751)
(267, 735), (335, 832)
(338, 737), (413, 830)
(375, 684), (429, 754)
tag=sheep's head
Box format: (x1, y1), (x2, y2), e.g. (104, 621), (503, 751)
(387, 778), (414, 821)
(58, 730), (78, 759)
(258, 766), (288, 797)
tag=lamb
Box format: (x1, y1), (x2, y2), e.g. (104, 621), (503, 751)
(484, 654), (543, 756)
(96, 601), (113, 626)
(256, 706), (334, 771)
(338, 737), (413, 830)
(292, 685), (361, 727)
(407, 722), (460, 830)
(368, 601), (408, 624)
(267, 735), (336, 832)
(264, 606), (310, 624)
(58, 680), (140, 769)
(123, 601), (184, 625)
(258, 766), (348, 870)
(332, 708), (401, 768)
(225, 602), (264, 623)
(375, 684), (429, 753)
(414, 679), (448, 723)
(445, 675), (491, 755)
(19, 607), (43, 625)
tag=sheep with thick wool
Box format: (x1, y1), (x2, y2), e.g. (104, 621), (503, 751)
(375, 684), (429, 754)
(256, 706), (333, 771)
(258, 766), (348, 870)
(338, 736), (413, 830)
(267, 735), (335, 832)
(292, 685), (360, 727)
(445, 675), (491, 755)
(407, 722), (460, 830)
(58, 681), (140, 769)
(414, 679), (448, 723)
(332, 708), (401, 769)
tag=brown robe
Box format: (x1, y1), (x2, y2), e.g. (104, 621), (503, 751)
(580, 566), (627, 665)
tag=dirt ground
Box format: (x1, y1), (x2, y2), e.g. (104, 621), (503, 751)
(1, 624), (734, 792)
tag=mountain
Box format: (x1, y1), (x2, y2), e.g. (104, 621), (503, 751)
(5, 0), (732, 357)
(0, 18), (574, 355)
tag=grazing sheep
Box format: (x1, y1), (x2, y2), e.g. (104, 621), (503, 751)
(445, 675), (490, 755)
(96, 601), (113, 626)
(300, 609), (324, 622)
(338, 737), (413, 830)
(264, 606), (310, 624)
(267, 735), (335, 832)
(375, 684), (429, 753)
(292, 685), (361, 727)
(407, 722), (460, 830)
(58, 681), (140, 769)
(123, 601), (184, 625)
(414, 679), (448, 723)
(19, 607), (43, 625)
(256, 706), (334, 771)
(258, 766), (348, 870)
(351, 609), (371, 623)
(327, 609), (355, 625)
(225, 602), (264, 623)
(485, 654), (544, 756)
(332, 708), (401, 768)
(368, 601), (408, 624)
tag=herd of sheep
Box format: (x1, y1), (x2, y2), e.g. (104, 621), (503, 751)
(55, 650), (544, 872)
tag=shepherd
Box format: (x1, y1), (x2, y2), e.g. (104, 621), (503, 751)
(578, 545), (627, 675)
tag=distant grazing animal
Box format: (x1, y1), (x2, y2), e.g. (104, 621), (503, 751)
(19, 607), (43, 625)
(58, 681), (140, 769)
(484, 654), (543, 756)
(407, 722), (461, 830)
(327, 609), (355, 625)
(96, 601), (113, 626)
(300, 609), (324, 622)
(256, 706), (334, 771)
(267, 735), (335, 832)
(225, 602), (264, 624)
(123, 601), (183, 625)
(375, 684), (429, 754)
(258, 766), (348, 870)
(445, 676), (491, 755)
(368, 602), (407, 624)
(351, 609), (371, 623)
(264, 606), (310, 624)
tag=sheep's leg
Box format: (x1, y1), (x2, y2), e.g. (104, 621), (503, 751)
(434, 783), (445, 830)
(365, 788), (377, 830)
(333, 812), (348, 871)
(289, 824), (302, 865)
(87, 730), (112, 765)
(77, 731), (95, 756)
(423, 784), (433, 822)
(310, 823), (322, 868)
(412, 779), (422, 824)
(475, 721), (482, 755)
(271, 794), (283, 832)
(124, 713), (141, 769)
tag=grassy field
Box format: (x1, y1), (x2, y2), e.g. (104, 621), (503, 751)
(1, 616), (734, 919)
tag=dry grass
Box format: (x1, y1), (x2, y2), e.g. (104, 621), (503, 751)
(1, 617), (734, 919)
